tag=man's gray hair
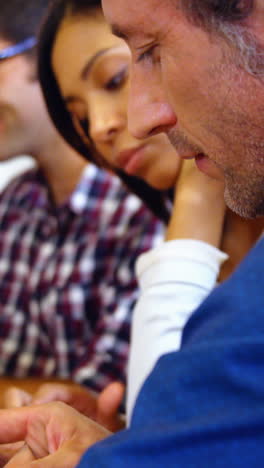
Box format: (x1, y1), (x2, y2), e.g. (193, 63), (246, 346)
(179, 0), (264, 76)
(179, 0), (253, 26)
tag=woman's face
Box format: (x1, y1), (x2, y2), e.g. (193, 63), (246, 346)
(52, 10), (181, 190)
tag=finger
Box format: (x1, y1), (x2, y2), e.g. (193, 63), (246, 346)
(32, 384), (70, 405)
(4, 443), (35, 467)
(98, 382), (124, 417)
(4, 388), (32, 408)
(0, 406), (47, 444)
(97, 382), (125, 430)
(0, 409), (28, 443)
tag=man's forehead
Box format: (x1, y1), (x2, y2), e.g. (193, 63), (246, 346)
(110, 23), (151, 42)
(102, 0), (160, 41)
(102, 0), (181, 44)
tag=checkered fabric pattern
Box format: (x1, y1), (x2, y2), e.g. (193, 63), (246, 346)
(0, 164), (163, 392)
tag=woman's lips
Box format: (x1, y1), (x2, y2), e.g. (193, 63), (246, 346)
(116, 145), (146, 175)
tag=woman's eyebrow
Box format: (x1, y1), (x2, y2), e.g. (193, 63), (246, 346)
(81, 48), (111, 80)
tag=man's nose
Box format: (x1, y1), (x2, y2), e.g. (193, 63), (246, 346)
(127, 66), (177, 139)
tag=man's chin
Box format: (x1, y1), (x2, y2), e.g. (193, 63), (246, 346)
(224, 184), (264, 219)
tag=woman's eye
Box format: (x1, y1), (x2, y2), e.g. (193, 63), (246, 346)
(105, 67), (128, 91)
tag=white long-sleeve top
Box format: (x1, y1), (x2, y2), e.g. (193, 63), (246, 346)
(127, 239), (228, 424)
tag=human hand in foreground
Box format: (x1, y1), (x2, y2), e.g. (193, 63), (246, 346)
(0, 401), (110, 468)
(0, 382), (124, 465)
(3, 381), (125, 432)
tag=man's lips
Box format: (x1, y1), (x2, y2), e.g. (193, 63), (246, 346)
(180, 152), (205, 160)
(194, 153), (224, 179)
(178, 151), (222, 178)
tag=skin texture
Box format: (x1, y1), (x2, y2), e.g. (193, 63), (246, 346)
(102, 0), (264, 219)
(51, 11), (182, 190)
(0, 402), (110, 468)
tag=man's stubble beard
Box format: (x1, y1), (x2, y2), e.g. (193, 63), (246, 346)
(217, 108), (264, 219)
(167, 128), (203, 157)
(223, 167), (264, 218)
(168, 124), (264, 219)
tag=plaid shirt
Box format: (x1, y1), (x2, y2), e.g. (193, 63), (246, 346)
(0, 164), (163, 392)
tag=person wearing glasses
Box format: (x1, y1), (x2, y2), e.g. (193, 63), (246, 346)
(0, 0), (165, 431)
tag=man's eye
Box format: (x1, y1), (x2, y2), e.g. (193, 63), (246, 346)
(136, 46), (155, 64)
(105, 67), (128, 91)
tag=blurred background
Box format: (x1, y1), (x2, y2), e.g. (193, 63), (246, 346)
(0, 155), (35, 191)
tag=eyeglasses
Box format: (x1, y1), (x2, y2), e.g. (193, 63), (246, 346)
(0, 36), (37, 61)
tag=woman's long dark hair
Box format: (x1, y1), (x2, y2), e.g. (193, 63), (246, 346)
(38, 0), (170, 223)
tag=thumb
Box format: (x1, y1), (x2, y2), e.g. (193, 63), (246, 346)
(97, 382), (125, 430)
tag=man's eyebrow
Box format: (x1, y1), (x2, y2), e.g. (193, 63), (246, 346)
(81, 48), (111, 80)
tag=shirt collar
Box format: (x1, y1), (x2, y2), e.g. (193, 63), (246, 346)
(70, 164), (99, 214)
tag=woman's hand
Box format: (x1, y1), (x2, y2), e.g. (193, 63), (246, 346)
(166, 159), (225, 247)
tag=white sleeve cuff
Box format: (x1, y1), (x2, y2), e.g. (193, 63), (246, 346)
(127, 239), (228, 425)
(136, 239), (228, 290)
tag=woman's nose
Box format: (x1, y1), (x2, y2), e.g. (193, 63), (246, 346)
(89, 100), (126, 145)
